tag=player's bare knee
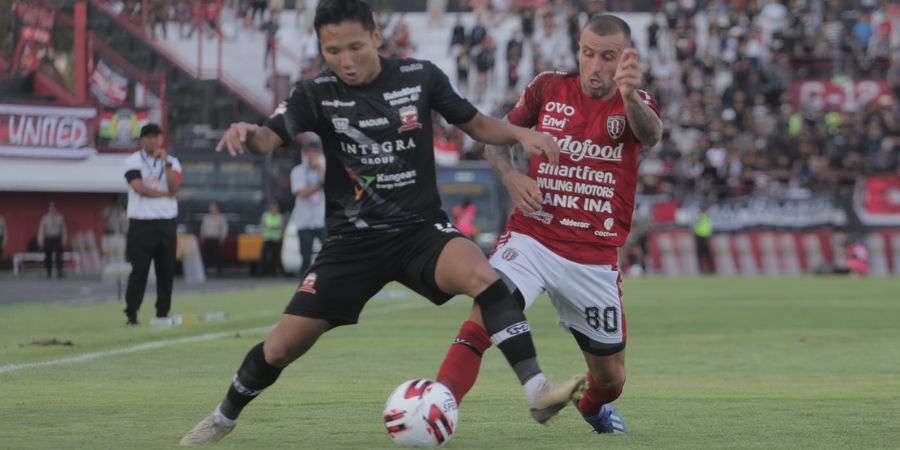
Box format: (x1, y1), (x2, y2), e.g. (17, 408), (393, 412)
(263, 337), (304, 367)
(591, 371), (626, 392)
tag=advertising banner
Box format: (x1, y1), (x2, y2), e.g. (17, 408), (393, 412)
(0, 104), (97, 159)
(855, 175), (900, 227)
(789, 79), (894, 111)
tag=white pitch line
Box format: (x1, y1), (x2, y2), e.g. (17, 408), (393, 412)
(0, 300), (427, 376)
(0, 327), (271, 375)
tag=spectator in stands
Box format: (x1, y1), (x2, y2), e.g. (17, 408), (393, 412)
(259, 201), (284, 276)
(518, 3), (535, 42)
(269, 0), (284, 24)
(0, 213), (7, 258)
(533, 9), (574, 74)
(249, 0), (267, 26)
(261, 17), (279, 69)
(37, 202), (67, 279)
(566, 3), (586, 64)
(200, 201), (229, 277)
(427, 0), (446, 27)
(470, 13), (487, 49)
(449, 14), (466, 56)
(474, 34), (496, 102)
(456, 43), (471, 96)
(505, 28), (523, 93)
(175, 0), (193, 38)
(149, 0), (171, 39)
(296, 0), (317, 31)
(290, 141), (326, 276)
(204, 0), (223, 38)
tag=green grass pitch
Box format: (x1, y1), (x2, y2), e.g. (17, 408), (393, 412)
(1, 276), (899, 449)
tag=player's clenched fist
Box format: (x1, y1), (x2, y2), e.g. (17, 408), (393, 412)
(614, 48), (643, 100)
(216, 122), (259, 156)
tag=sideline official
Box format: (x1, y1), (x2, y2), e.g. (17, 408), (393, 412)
(123, 124), (182, 325)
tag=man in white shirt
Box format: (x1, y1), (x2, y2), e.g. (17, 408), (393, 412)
(289, 141), (326, 275)
(122, 123), (182, 325)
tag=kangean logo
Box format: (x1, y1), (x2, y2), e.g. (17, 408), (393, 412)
(556, 135), (623, 162)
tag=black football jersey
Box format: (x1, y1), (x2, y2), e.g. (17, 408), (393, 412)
(266, 57), (478, 239)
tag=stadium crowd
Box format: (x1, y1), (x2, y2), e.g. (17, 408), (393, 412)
(106, 0), (900, 201)
(444, 0), (900, 201)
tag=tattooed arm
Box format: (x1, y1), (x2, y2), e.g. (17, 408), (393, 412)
(615, 48), (663, 147)
(623, 93), (663, 147)
(483, 142), (543, 213)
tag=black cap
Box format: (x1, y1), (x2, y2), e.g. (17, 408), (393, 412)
(140, 123), (163, 137)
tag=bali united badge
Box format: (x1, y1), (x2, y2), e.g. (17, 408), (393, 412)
(397, 105), (422, 133)
(607, 116), (626, 140)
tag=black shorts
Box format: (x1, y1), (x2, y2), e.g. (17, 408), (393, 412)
(285, 219), (469, 327)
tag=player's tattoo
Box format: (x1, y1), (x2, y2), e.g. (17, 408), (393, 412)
(623, 94), (662, 147)
(485, 143), (528, 178)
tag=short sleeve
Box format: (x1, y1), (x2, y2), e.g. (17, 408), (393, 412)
(426, 61), (478, 125)
(636, 89), (661, 118)
(169, 156), (183, 174)
(124, 154), (141, 182)
(507, 71), (556, 128)
(264, 82), (320, 146)
(290, 165), (304, 194)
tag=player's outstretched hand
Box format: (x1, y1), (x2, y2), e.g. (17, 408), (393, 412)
(502, 170), (542, 214)
(614, 48), (643, 100)
(216, 122), (259, 156)
(519, 129), (560, 166)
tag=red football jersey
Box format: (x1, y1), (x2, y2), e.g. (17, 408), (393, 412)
(504, 71), (660, 265)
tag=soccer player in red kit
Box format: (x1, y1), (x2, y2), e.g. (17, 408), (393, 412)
(436, 14), (662, 433)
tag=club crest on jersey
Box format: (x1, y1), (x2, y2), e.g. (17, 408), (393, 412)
(332, 117), (349, 133)
(607, 116), (626, 140)
(397, 105), (422, 133)
(298, 273), (317, 294)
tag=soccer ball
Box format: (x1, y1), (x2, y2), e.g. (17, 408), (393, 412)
(383, 379), (458, 448)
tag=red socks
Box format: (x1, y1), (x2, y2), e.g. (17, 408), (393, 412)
(436, 320), (493, 404)
(577, 371), (625, 417)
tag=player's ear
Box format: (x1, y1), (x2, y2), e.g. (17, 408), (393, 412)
(372, 27), (383, 49)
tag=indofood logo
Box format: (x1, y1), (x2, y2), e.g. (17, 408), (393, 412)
(555, 135), (623, 162)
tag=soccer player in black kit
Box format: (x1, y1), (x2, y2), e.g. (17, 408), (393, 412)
(180, 0), (584, 445)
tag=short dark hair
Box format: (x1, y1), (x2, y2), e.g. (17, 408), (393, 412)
(140, 123), (163, 137)
(584, 14), (632, 43)
(303, 140), (323, 151)
(314, 0), (376, 37)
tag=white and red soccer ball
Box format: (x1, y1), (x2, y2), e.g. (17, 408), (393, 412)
(383, 379), (458, 448)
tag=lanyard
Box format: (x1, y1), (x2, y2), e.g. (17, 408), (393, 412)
(140, 150), (166, 181)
